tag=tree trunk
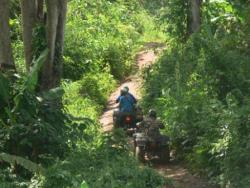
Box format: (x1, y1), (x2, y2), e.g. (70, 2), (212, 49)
(20, 0), (38, 71)
(0, 0), (15, 70)
(54, 1), (67, 87)
(40, 0), (67, 91)
(186, 0), (192, 38)
(37, 0), (44, 22)
(190, 0), (202, 33)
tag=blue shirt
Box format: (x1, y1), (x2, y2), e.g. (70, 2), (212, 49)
(118, 94), (134, 112)
(116, 93), (137, 104)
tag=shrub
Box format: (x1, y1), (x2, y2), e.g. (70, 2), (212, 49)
(142, 15), (250, 186)
(31, 130), (166, 188)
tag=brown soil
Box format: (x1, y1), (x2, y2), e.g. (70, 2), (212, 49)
(155, 163), (215, 188)
(99, 43), (214, 188)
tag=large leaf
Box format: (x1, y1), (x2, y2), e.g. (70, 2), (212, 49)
(12, 49), (48, 111)
(25, 49), (48, 92)
(80, 181), (89, 188)
(0, 153), (44, 173)
(42, 87), (65, 101)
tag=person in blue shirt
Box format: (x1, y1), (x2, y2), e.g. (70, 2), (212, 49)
(124, 86), (137, 104)
(116, 86), (137, 105)
(116, 88), (134, 113)
(115, 88), (137, 127)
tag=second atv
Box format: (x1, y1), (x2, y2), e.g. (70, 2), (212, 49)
(133, 132), (170, 163)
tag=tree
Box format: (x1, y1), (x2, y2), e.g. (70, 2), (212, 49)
(20, 0), (67, 91)
(164, 0), (202, 40)
(0, 0), (15, 70)
(20, 0), (39, 71)
(40, 0), (67, 91)
(188, 0), (202, 34)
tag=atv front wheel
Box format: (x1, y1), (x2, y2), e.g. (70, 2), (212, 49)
(135, 146), (145, 162)
(113, 116), (119, 128)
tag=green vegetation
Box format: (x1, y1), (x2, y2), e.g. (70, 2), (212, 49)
(2, 0), (250, 187)
(0, 0), (166, 187)
(32, 129), (165, 188)
(64, 0), (165, 81)
(143, 1), (250, 187)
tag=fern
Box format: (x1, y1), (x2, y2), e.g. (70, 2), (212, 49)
(0, 153), (44, 173)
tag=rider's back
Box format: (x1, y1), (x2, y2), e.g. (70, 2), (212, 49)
(141, 117), (164, 140)
(119, 94), (134, 113)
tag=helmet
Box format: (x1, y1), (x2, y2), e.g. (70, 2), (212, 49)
(124, 86), (129, 92)
(148, 109), (157, 118)
(120, 88), (127, 95)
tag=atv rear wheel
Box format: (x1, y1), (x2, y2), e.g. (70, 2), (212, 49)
(159, 146), (170, 163)
(113, 116), (119, 128)
(135, 146), (145, 162)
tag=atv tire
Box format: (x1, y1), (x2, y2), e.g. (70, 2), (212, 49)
(159, 146), (170, 163)
(113, 116), (119, 128)
(135, 146), (145, 162)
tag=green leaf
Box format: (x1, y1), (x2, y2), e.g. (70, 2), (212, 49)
(80, 181), (89, 188)
(25, 48), (49, 92)
(0, 153), (44, 173)
(42, 87), (64, 101)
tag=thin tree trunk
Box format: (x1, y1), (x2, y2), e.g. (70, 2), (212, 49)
(190, 0), (202, 33)
(20, 0), (38, 71)
(41, 0), (58, 90)
(186, 0), (192, 38)
(37, 0), (44, 22)
(40, 0), (67, 91)
(0, 0), (15, 70)
(54, 0), (67, 87)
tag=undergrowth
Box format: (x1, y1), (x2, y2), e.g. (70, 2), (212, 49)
(0, 0), (167, 187)
(142, 1), (250, 187)
(30, 129), (166, 188)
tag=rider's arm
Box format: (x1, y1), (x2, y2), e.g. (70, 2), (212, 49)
(116, 96), (121, 103)
(156, 119), (164, 129)
(129, 93), (137, 104)
(159, 122), (164, 129)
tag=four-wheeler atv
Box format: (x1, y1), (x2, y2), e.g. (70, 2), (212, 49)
(113, 105), (143, 135)
(133, 132), (170, 163)
(113, 110), (135, 128)
(113, 106), (170, 163)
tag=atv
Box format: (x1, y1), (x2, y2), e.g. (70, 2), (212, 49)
(113, 105), (143, 135)
(113, 110), (135, 128)
(133, 132), (170, 163)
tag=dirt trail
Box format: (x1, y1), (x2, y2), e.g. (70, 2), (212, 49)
(156, 163), (214, 188)
(100, 44), (214, 188)
(100, 49), (157, 132)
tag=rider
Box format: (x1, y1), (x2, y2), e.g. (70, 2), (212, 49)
(138, 109), (165, 142)
(116, 86), (137, 105)
(117, 88), (134, 113)
(115, 88), (136, 127)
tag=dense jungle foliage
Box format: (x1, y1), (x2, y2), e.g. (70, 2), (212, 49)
(2, 0), (250, 187)
(0, 0), (167, 187)
(143, 0), (250, 187)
